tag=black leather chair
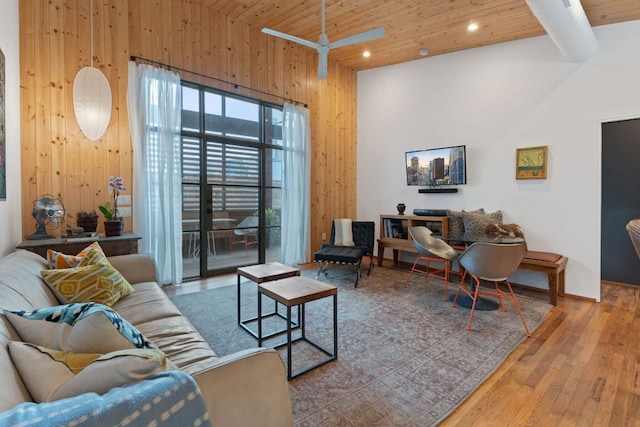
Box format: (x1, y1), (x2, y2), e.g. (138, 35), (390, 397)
(313, 220), (375, 286)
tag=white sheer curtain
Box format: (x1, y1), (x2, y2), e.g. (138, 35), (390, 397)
(281, 102), (311, 265)
(127, 61), (183, 284)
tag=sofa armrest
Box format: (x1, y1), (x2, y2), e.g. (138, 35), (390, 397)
(191, 347), (293, 427)
(107, 253), (158, 284)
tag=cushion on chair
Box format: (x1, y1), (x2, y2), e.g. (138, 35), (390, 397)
(314, 247), (364, 264)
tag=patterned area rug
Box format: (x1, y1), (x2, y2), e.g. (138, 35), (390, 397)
(170, 266), (551, 426)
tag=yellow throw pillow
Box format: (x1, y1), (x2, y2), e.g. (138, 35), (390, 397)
(46, 241), (105, 269)
(41, 249), (134, 306)
(8, 341), (172, 402)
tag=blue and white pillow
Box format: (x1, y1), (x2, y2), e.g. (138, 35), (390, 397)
(4, 302), (156, 354)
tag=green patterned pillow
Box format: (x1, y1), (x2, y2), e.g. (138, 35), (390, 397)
(41, 248), (134, 306)
(3, 302), (156, 353)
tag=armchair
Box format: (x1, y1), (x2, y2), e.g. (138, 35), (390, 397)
(313, 220), (375, 286)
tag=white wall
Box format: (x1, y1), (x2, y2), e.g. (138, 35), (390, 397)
(0, 0), (21, 257)
(357, 20), (640, 302)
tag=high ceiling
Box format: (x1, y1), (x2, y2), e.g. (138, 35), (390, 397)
(200, 0), (640, 71)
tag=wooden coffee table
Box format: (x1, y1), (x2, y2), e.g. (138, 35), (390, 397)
(236, 262), (301, 339)
(258, 276), (338, 380)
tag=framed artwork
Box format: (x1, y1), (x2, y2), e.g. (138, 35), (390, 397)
(0, 48), (5, 199)
(516, 145), (548, 180)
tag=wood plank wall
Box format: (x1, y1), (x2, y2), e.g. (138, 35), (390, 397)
(19, 0), (358, 256)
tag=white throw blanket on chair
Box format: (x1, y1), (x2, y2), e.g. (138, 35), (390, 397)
(334, 219), (354, 246)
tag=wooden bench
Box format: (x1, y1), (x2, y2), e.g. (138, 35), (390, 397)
(518, 251), (568, 306)
(377, 239), (567, 305)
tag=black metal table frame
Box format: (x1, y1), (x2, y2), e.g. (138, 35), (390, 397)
(237, 274), (300, 339)
(257, 291), (338, 380)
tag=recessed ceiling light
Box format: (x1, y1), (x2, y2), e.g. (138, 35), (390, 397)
(468, 22), (479, 31)
(419, 48), (429, 56)
(363, 50), (371, 58)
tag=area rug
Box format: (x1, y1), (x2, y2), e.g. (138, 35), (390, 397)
(170, 267), (551, 426)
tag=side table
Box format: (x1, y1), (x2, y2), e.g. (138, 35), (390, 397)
(258, 276), (338, 380)
(236, 262), (300, 339)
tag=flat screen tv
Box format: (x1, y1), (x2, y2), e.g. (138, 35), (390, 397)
(405, 145), (467, 186)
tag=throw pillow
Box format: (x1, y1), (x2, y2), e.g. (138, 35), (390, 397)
(486, 223), (525, 239)
(462, 210), (503, 234)
(3, 302), (157, 353)
(447, 208), (484, 235)
(46, 242), (105, 269)
(8, 341), (171, 402)
(41, 248), (134, 306)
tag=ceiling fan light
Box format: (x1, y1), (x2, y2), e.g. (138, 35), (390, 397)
(73, 66), (112, 141)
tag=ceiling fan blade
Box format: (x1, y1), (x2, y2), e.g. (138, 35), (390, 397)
(329, 27), (386, 49)
(317, 46), (329, 79)
(262, 28), (319, 50)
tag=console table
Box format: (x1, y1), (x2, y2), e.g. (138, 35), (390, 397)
(16, 232), (141, 258)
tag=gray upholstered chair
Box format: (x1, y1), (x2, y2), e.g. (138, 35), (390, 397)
(403, 226), (459, 299)
(451, 242), (530, 336)
(626, 219), (640, 261)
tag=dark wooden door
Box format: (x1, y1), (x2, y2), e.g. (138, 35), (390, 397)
(601, 117), (640, 285)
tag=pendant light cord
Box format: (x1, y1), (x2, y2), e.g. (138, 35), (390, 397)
(90, 0), (94, 68)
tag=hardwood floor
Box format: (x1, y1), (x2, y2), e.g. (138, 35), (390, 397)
(165, 263), (640, 426)
(441, 280), (640, 426)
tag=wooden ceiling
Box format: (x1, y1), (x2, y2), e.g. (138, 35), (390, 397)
(199, 0), (640, 71)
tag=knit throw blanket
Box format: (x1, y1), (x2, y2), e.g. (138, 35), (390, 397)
(333, 219), (354, 246)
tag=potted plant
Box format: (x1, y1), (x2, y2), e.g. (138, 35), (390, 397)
(76, 211), (99, 233)
(99, 176), (126, 237)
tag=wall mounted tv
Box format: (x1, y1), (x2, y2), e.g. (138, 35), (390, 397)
(405, 145), (467, 186)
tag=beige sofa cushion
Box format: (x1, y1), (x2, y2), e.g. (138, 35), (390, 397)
(112, 282), (218, 374)
(9, 342), (172, 402)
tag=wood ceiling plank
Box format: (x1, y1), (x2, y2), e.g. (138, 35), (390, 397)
(196, 0), (640, 72)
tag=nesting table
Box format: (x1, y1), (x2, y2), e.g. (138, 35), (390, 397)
(236, 262), (301, 339)
(258, 276), (338, 380)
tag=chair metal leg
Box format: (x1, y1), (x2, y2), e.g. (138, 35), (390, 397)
(406, 256), (450, 300)
(451, 270), (469, 307)
(504, 280), (531, 337)
(465, 275), (482, 331)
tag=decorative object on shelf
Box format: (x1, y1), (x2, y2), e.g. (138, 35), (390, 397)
(26, 195), (66, 240)
(396, 203), (406, 215)
(76, 211), (99, 233)
(516, 145), (548, 179)
(72, 0), (112, 141)
(100, 176), (126, 237)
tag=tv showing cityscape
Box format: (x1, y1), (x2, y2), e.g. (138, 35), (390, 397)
(405, 145), (467, 186)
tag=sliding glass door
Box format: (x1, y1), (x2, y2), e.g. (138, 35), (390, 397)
(181, 83), (283, 278)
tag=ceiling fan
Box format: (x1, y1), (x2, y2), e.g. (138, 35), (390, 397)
(262, 0), (386, 80)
